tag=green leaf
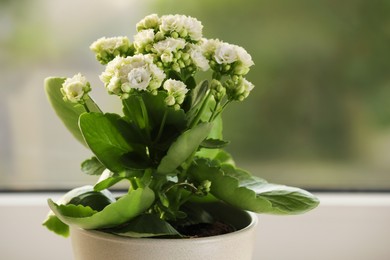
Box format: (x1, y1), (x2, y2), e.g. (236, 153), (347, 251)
(188, 159), (319, 214)
(48, 187), (155, 229)
(93, 169), (143, 191)
(94, 177), (125, 191)
(79, 113), (136, 172)
(68, 191), (113, 211)
(157, 122), (213, 174)
(44, 77), (88, 146)
(109, 214), (180, 238)
(81, 157), (105, 175)
(42, 214), (69, 237)
(200, 138), (230, 149)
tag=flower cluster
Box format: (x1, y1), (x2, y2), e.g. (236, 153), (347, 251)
(70, 14), (255, 108)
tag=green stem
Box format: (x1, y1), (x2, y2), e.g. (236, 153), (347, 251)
(189, 90), (213, 129)
(154, 110), (168, 144)
(210, 100), (231, 122)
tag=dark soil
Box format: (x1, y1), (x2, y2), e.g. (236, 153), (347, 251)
(175, 221), (236, 238)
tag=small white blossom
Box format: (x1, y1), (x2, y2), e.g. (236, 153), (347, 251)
(227, 77), (255, 101)
(160, 15), (184, 35)
(188, 44), (209, 71)
(235, 45), (254, 67)
(127, 67), (152, 91)
(136, 14), (160, 31)
(214, 42), (238, 64)
(233, 45), (254, 75)
(159, 15), (203, 41)
(148, 63), (166, 92)
(89, 36), (131, 64)
(133, 29), (155, 52)
(61, 73), (90, 103)
(90, 36), (129, 52)
(153, 38), (186, 55)
(200, 38), (221, 59)
(182, 16), (203, 41)
(163, 79), (188, 108)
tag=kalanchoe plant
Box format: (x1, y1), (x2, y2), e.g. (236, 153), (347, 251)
(43, 14), (319, 238)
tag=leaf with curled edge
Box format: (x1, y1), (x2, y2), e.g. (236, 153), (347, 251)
(188, 159), (319, 214)
(47, 187), (155, 230)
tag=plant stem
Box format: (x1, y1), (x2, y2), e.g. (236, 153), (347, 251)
(189, 90), (213, 129)
(154, 110), (168, 144)
(210, 100), (231, 122)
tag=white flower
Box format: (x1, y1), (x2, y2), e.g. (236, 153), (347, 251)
(89, 36), (131, 64)
(159, 15), (203, 41)
(61, 73), (90, 103)
(241, 78), (254, 93)
(100, 56), (132, 95)
(200, 38), (220, 59)
(153, 38), (186, 54)
(214, 42), (238, 64)
(127, 67), (151, 91)
(233, 78), (255, 101)
(148, 63), (166, 91)
(100, 54), (165, 97)
(160, 15), (184, 35)
(182, 16), (203, 41)
(107, 75), (121, 94)
(90, 36), (129, 52)
(136, 14), (160, 31)
(188, 44), (209, 71)
(235, 45), (254, 67)
(133, 29), (155, 51)
(163, 79), (188, 107)
(233, 45), (254, 75)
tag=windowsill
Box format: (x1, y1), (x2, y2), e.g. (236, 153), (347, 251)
(1, 192), (390, 260)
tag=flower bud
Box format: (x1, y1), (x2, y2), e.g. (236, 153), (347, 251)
(61, 73), (91, 103)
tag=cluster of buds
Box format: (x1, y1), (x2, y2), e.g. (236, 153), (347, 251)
(89, 36), (133, 65)
(99, 54), (166, 99)
(60, 73), (91, 104)
(62, 14), (255, 109)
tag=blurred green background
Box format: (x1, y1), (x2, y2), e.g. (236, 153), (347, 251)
(1, 0), (390, 190)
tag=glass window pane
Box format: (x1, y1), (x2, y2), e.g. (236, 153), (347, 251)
(1, 0), (390, 190)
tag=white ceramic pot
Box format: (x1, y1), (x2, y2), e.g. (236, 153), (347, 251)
(70, 202), (258, 260)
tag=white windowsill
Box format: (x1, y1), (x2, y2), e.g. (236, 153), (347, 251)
(1, 192), (390, 260)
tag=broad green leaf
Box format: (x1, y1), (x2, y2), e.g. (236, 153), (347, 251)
(43, 185), (117, 236)
(42, 214), (69, 237)
(188, 159), (319, 214)
(81, 157), (105, 175)
(44, 77), (101, 147)
(109, 214), (180, 238)
(48, 187), (155, 229)
(79, 113), (136, 172)
(157, 122), (212, 174)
